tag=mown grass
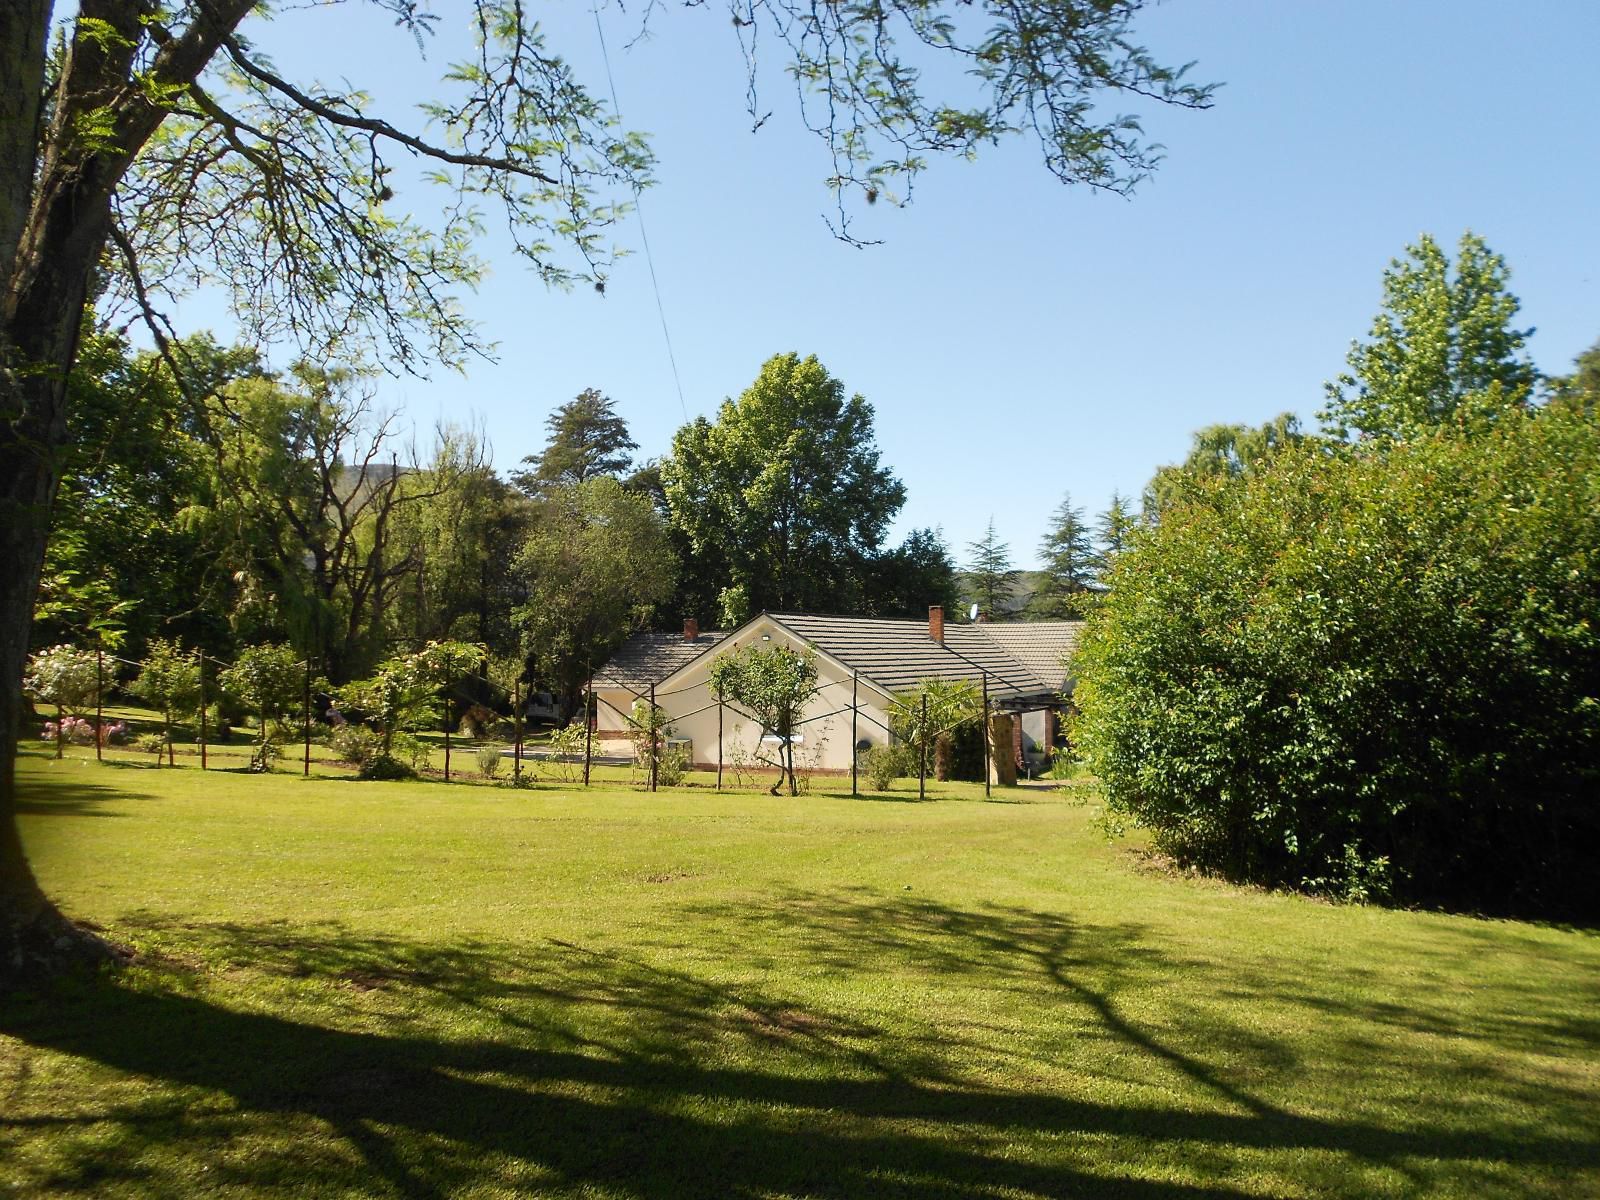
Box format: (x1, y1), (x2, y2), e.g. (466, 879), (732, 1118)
(3, 744), (1598, 1198)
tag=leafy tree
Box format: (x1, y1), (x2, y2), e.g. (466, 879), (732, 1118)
(709, 644), (820, 797)
(662, 353), (905, 613)
(192, 371), (485, 682)
(0, 0), (1213, 978)
(129, 640), (201, 766)
(1144, 413), (1306, 517)
(1074, 404), (1600, 917)
(963, 519), (1018, 619)
(512, 478), (677, 714)
(865, 528), (962, 619)
(22, 646), (104, 750)
(340, 641), (484, 766)
(512, 390), (637, 497)
(218, 643), (306, 759)
(1094, 491), (1140, 579)
(1031, 494), (1096, 618)
(1319, 232), (1537, 442)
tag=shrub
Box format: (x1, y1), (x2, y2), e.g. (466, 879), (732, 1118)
(654, 744), (688, 788)
(390, 731), (432, 774)
(134, 733), (166, 758)
(358, 754), (416, 781)
(544, 723), (586, 783)
(329, 724), (380, 768)
(476, 744), (504, 779)
(861, 745), (907, 791)
(1074, 406), (1600, 916)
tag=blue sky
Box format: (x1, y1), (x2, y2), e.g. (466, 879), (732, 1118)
(205, 1), (1598, 569)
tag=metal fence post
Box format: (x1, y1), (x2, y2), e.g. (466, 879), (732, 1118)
(302, 659), (312, 777)
(198, 652), (208, 771)
(982, 675), (991, 799)
(648, 680), (658, 793)
(95, 641), (104, 763)
(513, 677), (523, 783)
(919, 692), (927, 801)
(850, 672), (859, 797)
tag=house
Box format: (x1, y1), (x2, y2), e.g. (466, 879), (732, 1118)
(591, 607), (1082, 775)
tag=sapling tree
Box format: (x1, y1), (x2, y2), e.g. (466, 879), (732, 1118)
(709, 644), (820, 797)
(340, 641), (484, 771)
(130, 639), (201, 766)
(22, 645), (104, 759)
(218, 643), (306, 766)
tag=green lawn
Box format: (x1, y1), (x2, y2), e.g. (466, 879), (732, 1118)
(4, 747), (1598, 1198)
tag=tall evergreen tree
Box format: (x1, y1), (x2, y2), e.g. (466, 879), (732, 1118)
(513, 390), (638, 497)
(1031, 494), (1095, 618)
(963, 519), (1018, 619)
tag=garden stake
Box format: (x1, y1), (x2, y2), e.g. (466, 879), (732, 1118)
(648, 680), (658, 793)
(583, 672), (593, 787)
(513, 677), (522, 783)
(443, 698), (452, 782)
(95, 641), (104, 763)
(919, 692), (927, 801)
(56, 701), (63, 760)
(716, 696), (723, 791)
(302, 658), (312, 777)
(981, 675), (990, 798)
(850, 672), (858, 797)
(198, 652), (208, 771)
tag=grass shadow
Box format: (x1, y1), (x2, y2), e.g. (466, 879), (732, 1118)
(5, 892), (1598, 1197)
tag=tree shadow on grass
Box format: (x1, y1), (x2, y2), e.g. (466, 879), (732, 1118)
(3, 895), (1598, 1198)
(13, 772), (142, 817)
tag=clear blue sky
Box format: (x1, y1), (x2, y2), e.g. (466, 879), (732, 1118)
(197, 1), (1599, 569)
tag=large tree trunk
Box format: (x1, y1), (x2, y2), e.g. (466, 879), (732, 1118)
(1, 0), (258, 985)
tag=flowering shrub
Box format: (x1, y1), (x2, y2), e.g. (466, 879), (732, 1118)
(39, 716), (126, 746)
(24, 644), (102, 714)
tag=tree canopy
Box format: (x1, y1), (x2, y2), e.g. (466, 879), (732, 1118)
(662, 353), (905, 616)
(963, 520), (1018, 619)
(1319, 232), (1537, 442)
(512, 390), (638, 498)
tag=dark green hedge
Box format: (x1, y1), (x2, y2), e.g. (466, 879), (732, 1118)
(1075, 404), (1600, 917)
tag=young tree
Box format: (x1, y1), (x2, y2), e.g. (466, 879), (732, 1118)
(341, 640), (484, 767)
(512, 390), (638, 497)
(963, 520), (1018, 619)
(22, 645), (104, 758)
(1320, 232), (1537, 442)
(709, 644), (821, 797)
(662, 353), (906, 614)
(890, 679), (982, 783)
(511, 478), (678, 715)
(129, 639), (201, 766)
(0, 0), (1213, 978)
(1031, 494), (1096, 619)
(218, 643), (306, 762)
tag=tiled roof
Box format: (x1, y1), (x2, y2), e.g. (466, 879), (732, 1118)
(595, 613), (1085, 704)
(971, 621), (1082, 691)
(769, 613), (1072, 702)
(593, 631), (728, 690)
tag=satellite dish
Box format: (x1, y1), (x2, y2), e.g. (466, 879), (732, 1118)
(968, 603), (980, 621)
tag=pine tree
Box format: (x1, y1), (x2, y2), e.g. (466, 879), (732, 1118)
(964, 519), (1018, 619)
(1032, 494), (1095, 618)
(513, 390), (638, 496)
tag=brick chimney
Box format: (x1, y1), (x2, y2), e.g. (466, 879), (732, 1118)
(683, 617), (699, 641)
(928, 605), (944, 643)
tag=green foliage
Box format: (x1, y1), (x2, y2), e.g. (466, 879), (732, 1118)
(544, 723), (588, 783)
(709, 643), (821, 796)
(134, 733), (167, 758)
(512, 478), (676, 709)
(889, 679), (982, 773)
(1094, 492), (1141, 579)
(512, 389), (637, 496)
(219, 644), (305, 740)
(1075, 404), (1600, 916)
(654, 744), (689, 789)
(864, 527), (962, 619)
(861, 744), (909, 791)
(1320, 232), (1537, 442)
(389, 732), (434, 775)
(476, 744), (505, 780)
(130, 640), (202, 721)
(22, 645), (103, 715)
(1144, 414), (1307, 517)
(662, 353), (905, 614)
(358, 754), (417, 781)
(1031, 494), (1096, 618)
(341, 641), (483, 755)
(963, 519), (1017, 618)
(328, 724), (381, 768)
